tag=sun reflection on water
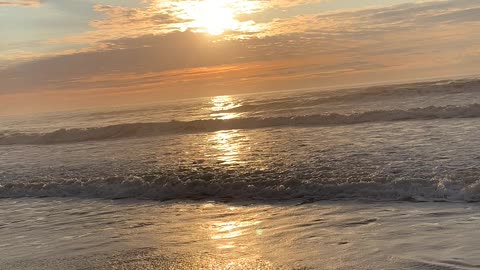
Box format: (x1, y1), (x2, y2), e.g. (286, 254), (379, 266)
(210, 220), (262, 250)
(208, 130), (246, 165)
(142, 203), (273, 268)
(210, 95), (242, 120)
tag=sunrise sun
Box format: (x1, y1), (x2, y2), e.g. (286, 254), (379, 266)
(190, 0), (237, 35)
(168, 0), (261, 35)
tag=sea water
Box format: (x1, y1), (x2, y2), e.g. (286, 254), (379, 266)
(1, 79), (480, 269)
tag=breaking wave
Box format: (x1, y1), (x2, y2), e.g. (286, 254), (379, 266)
(2, 103), (480, 145)
(225, 79), (480, 113)
(1, 171), (480, 202)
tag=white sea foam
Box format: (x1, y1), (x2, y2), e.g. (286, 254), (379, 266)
(1, 171), (478, 202)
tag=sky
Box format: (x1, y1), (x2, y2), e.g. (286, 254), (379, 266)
(1, 0), (480, 114)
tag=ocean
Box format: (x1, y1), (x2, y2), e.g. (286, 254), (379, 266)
(1, 79), (480, 269)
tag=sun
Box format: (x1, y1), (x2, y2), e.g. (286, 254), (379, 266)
(166, 0), (261, 35)
(190, 0), (238, 35)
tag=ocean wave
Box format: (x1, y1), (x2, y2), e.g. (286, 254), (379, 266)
(1, 172), (479, 202)
(224, 79), (480, 113)
(2, 103), (480, 145)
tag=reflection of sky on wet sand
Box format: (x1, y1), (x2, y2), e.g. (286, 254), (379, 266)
(212, 221), (243, 240)
(203, 205), (270, 268)
(132, 203), (274, 268)
(6, 199), (478, 269)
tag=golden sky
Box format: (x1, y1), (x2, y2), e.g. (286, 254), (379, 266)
(1, 0), (480, 113)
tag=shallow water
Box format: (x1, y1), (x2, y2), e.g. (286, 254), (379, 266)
(2, 117), (480, 201)
(1, 199), (479, 269)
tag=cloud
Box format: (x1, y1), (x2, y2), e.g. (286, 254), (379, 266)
(261, 0), (480, 36)
(1, 0), (480, 103)
(46, 0), (480, 49)
(49, 0), (264, 46)
(0, 0), (42, 7)
(46, 0), (326, 46)
(267, 0), (325, 8)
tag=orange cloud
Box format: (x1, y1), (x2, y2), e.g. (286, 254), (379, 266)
(0, 0), (42, 6)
